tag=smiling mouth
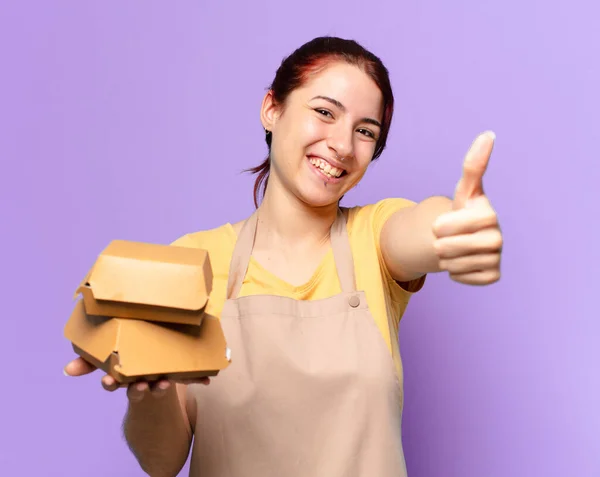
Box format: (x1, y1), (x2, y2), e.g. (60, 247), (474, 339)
(307, 156), (346, 179)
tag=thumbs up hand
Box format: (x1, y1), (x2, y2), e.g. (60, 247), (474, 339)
(432, 132), (503, 285)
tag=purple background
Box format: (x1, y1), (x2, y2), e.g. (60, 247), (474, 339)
(1, 1), (597, 476)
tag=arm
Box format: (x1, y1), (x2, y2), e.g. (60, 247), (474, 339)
(123, 234), (208, 474)
(380, 132), (503, 286)
(123, 383), (194, 477)
(380, 196), (452, 282)
(64, 358), (203, 476)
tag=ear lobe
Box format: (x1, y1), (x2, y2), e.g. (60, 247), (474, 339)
(260, 90), (280, 131)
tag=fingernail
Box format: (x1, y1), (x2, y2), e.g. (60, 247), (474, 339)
(63, 369), (70, 377)
(484, 130), (496, 140)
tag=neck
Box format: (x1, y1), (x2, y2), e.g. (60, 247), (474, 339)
(254, 180), (338, 252)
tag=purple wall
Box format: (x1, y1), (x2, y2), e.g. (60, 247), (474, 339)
(1, 2), (597, 476)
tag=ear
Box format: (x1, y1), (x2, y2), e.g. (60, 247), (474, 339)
(260, 90), (280, 131)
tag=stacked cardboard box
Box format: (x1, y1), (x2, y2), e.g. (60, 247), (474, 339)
(64, 240), (230, 385)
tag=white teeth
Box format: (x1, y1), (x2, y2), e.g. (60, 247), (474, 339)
(309, 157), (343, 178)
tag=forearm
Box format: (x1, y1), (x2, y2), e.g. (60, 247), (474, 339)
(381, 195), (453, 281)
(123, 385), (192, 477)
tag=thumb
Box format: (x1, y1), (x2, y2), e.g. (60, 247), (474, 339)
(453, 131), (496, 209)
(64, 357), (97, 376)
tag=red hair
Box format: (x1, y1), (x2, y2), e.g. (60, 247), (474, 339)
(246, 36), (395, 208)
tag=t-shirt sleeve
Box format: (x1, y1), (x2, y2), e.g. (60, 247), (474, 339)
(351, 198), (427, 303)
(170, 234), (198, 248)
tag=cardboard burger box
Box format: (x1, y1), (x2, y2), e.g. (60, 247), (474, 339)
(64, 240), (231, 384)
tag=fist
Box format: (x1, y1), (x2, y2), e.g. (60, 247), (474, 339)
(432, 131), (503, 285)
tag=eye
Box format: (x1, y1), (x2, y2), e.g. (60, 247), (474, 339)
(357, 128), (376, 139)
(315, 108), (334, 119)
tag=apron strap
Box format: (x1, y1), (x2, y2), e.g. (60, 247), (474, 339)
(226, 210), (259, 300)
(330, 208), (357, 294)
(226, 208), (356, 299)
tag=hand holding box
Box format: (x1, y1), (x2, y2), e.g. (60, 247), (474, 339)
(64, 240), (231, 385)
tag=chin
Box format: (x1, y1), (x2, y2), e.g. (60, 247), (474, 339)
(295, 184), (345, 209)
(302, 196), (341, 209)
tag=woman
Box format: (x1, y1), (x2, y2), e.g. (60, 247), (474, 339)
(64, 36), (502, 477)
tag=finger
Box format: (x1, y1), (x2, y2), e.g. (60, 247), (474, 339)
(127, 381), (150, 403)
(433, 196), (497, 238)
(439, 253), (500, 274)
(450, 269), (501, 285)
(101, 374), (120, 392)
(453, 131), (495, 209)
(150, 380), (172, 398)
(434, 228), (503, 259)
(64, 357), (97, 377)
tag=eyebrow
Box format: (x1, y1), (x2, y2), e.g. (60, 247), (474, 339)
(310, 95), (382, 129)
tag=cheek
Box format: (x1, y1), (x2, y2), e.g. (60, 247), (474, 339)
(302, 116), (328, 142)
(352, 166), (369, 184)
(355, 142), (376, 169)
(277, 115), (322, 152)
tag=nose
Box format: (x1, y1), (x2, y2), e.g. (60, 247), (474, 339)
(327, 123), (354, 161)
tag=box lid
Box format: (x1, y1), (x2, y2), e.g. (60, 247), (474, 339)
(75, 240), (212, 312)
(64, 300), (230, 378)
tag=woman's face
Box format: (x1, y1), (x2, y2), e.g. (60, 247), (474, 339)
(262, 62), (384, 208)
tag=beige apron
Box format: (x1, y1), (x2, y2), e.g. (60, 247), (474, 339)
(188, 209), (407, 477)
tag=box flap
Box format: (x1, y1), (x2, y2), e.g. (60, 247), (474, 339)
(73, 270), (92, 301)
(114, 315), (228, 377)
(77, 240), (212, 312)
(64, 300), (120, 364)
(65, 300), (230, 378)
(77, 285), (206, 326)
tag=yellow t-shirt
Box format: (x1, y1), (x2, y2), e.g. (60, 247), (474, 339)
(172, 198), (425, 379)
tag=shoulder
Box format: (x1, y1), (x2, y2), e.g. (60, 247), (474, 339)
(344, 198), (425, 296)
(345, 198), (417, 235)
(170, 223), (238, 320)
(170, 223), (239, 290)
(171, 222), (237, 253)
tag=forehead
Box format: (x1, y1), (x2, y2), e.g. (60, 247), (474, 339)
(294, 62), (384, 119)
